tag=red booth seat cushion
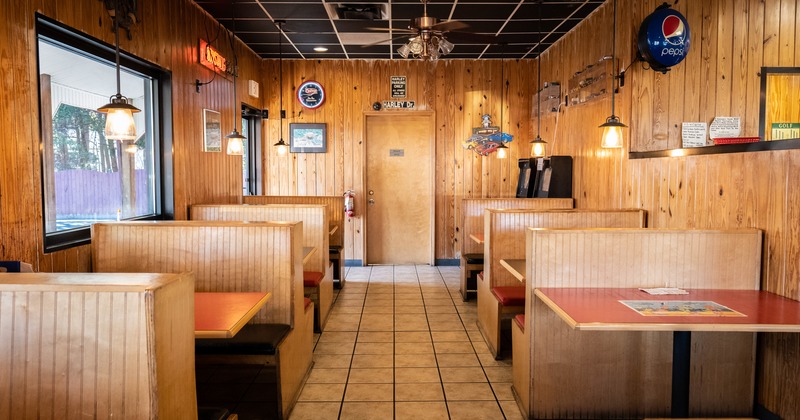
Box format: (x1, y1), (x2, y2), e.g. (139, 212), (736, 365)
(491, 286), (525, 306)
(303, 271), (324, 287)
(304, 297), (313, 310)
(513, 314), (525, 332)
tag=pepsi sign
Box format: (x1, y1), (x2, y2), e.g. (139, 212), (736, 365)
(637, 6), (690, 73)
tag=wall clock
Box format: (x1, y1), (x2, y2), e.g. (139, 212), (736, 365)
(297, 80), (325, 109)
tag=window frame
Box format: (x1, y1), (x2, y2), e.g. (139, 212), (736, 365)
(36, 14), (174, 253)
(242, 105), (263, 196)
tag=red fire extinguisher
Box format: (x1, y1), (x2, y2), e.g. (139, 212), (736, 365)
(343, 190), (355, 219)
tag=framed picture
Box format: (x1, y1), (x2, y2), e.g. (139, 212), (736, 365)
(203, 109), (222, 152)
(290, 123), (327, 153)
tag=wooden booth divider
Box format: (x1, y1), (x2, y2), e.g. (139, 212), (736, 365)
(191, 204), (333, 332)
(0, 272), (197, 419)
(478, 209), (647, 358)
(514, 228), (762, 419)
(458, 198), (574, 300)
(91, 221), (313, 419)
(244, 196), (345, 285)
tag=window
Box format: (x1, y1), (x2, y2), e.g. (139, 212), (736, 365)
(241, 105), (262, 196)
(36, 15), (173, 252)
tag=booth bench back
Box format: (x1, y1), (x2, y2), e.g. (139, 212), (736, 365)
(92, 221), (303, 327)
(0, 272), (196, 419)
(191, 204), (329, 274)
(244, 195), (344, 248)
(460, 198), (573, 256)
(521, 228), (762, 418)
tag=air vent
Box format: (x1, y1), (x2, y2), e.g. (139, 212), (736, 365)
(324, 3), (388, 20)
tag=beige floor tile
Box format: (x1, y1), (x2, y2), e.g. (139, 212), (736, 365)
(394, 314), (428, 323)
(351, 354), (394, 368)
(394, 367), (441, 383)
(313, 353), (353, 369)
(394, 342), (434, 355)
(339, 402), (394, 420)
(298, 383), (346, 402)
(394, 305), (426, 314)
(288, 402), (341, 420)
(355, 342), (394, 355)
(331, 306), (364, 314)
(306, 368), (350, 384)
(483, 366), (513, 383)
(491, 382), (516, 401)
(476, 352), (512, 367)
(395, 382), (444, 401)
(443, 382), (496, 401)
(344, 383), (393, 401)
(433, 341), (475, 354)
(431, 331), (470, 342)
(447, 401), (505, 419)
(395, 353), (437, 368)
(424, 305), (457, 314)
(435, 353), (481, 367)
(347, 367), (394, 384)
(426, 314), (462, 324)
(394, 331), (432, 343)
(470, 339), (493, 355)
(394, 402), (449, 420)
(317, 331), (358, 343)
(424, 298), (454, 306)
(358, 331), (394, 343)
(429, 321), (465, 331)
(359, 318), (394, 331)
(314, 341), (355, 355)
(335, 299), (366, 307)
(439, 367), (488, 383)
(499, 399), (526, 420)
(361, 306), (394, 314)
(364, 299), (394, 307)
(325, 321), (361, 332)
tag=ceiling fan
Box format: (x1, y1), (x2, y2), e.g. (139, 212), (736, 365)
(366, 0), (496, 60)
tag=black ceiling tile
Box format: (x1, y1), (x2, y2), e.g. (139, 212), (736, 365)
(218, 19), (277, 33)
(553, 19), (581, 34)
(485, 43), (548, 55)
(452, 3), (518, 20)
(261, 3), (330, 19)
(285, 33), (341, 44)
(515, 2), (591, 20)
(346, 44), (394, 54)
(237, 32), (282, 45)
(251, 44), (304, 55)
(494, 33), (543, 45)
(281, 19), (334, 33)
(448, 44), (492, 54)
(334, 20), (392, 32)
(198, 1), (267, 19)
(390, 3), (452, 20)
(502, 19), (563, 33)
(448, 20), (504, 33)
(295, 44), (345, 54)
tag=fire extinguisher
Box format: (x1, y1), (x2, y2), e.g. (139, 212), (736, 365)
(343, 190), (355, 219)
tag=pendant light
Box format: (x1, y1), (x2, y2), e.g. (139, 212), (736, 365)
(97, 0), (140, 141)
(273, 20), (288, 156)
(530, 1), (547, 158)
(599, 0), (626, 148)
(496, 52), (508, 159)
(225, 0), (245, 155)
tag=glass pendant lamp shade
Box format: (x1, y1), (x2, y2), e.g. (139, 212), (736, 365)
(99, 98), (139, 141)
(599, 115), (625, 148)
(496, 142), (508, 159)
(226, 130), (245, 155)
(530, 136), (547, 158)
(274, 138), (288, 156)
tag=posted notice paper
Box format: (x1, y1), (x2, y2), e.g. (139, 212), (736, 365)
(709, 117), (741, 140)
(681, 122), (707, 148)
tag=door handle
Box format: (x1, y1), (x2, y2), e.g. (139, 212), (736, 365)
(368, 199), (375, 206)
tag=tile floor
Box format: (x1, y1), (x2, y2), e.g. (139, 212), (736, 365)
(289, 265), (524, 420)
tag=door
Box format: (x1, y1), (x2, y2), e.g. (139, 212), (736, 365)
(365, 113), (433, 265)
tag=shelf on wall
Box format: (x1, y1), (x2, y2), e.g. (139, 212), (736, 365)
(629, 138), (800, 159)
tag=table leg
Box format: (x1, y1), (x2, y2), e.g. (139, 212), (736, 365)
(671, 331), (691, 418)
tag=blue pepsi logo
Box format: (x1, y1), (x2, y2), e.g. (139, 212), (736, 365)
(637, 7), (691, 73)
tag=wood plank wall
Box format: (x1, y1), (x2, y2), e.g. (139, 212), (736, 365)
(0, 0), (262, 272)
(243, 195), (344, 248)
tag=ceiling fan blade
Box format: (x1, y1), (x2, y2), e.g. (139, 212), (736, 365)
(444, 31), (497, 44)
(364, 27), (416, 33)
(360, 35), (409, 48)
(431, 20), (468, 32)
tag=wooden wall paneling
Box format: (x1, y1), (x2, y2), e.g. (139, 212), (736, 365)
(714, 0), (734, 128)
(699, 1), (720, 137)
(778, 0), (796, 66)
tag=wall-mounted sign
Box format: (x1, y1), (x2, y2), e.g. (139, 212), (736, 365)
(391, 76), (407, 98)
(389, 149), (405, 157)
(199, 39), (230, 77)
(637, 6), (691, 73)
(297, 80), (325, 109)
(382, 100), (415, 109)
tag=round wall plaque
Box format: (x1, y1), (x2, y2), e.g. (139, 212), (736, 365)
(637, 6), (691, 73)
(297, 80), (325, 109)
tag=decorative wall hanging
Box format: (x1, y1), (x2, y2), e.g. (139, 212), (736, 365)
(203, 109), (222, 152)
(463, 114), (513, 156)
(297, 80), (325, 109)
(637, 3), (691, 74)
(290, 123), (327, 153)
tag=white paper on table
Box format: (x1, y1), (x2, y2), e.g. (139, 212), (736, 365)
(638, 287), (689, 295)
(681, 122), (707, 148)
(709, 117), (741, 139)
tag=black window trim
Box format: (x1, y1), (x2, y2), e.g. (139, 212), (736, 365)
(35, 14), (174, 253)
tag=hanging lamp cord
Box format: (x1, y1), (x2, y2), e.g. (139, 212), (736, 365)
(113, 0), (121, 97)
(231, 0), (238, 132)
(611, 0), (617, 117)
(536, 0), (542, 137)
(278, 21), (284, 138)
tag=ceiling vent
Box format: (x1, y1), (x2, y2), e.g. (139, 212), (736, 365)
(324, 3), (388, 20)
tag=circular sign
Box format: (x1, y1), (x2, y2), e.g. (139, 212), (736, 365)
(297, 80), (325, 109)
(637, 7), (690, 73)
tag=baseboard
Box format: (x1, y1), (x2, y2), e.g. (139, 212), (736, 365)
(435, 258), (459, 266)
(344, 259), (362, 267)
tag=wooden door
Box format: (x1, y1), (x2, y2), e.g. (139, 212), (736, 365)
(365, 113), (433, 265)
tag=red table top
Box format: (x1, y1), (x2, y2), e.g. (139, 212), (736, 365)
(195, 292), (271, 338)
(534, 288), (800, 332)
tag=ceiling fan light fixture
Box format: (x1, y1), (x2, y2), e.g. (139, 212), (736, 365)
(438, 37), (454, 55)
(397, 43), (411, 58)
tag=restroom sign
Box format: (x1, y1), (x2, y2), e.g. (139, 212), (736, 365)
(391, 76), (406, 98)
